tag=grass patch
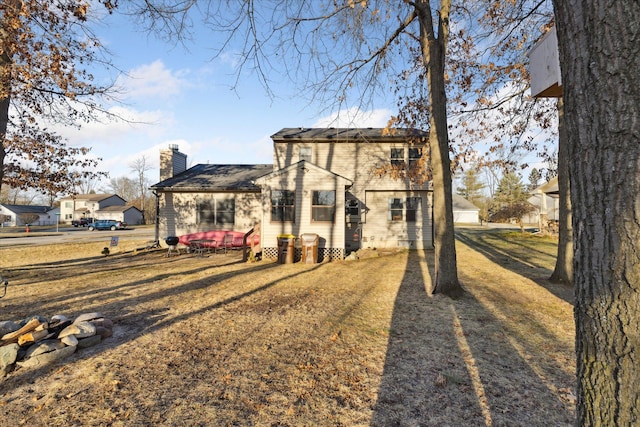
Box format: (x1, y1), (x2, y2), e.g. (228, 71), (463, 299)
(0, 231), (575, 425)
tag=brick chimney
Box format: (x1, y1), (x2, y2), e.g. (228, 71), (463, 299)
(159, 144), (187, 181)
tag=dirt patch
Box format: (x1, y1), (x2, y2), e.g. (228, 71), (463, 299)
(0, 232), (575, 425)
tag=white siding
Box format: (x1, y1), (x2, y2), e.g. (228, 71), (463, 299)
(274, 141), (428, 195)
(361, 190), (433, 249)
(159, 192), (262, 238)
(453, 210), (480, 224)
(259, 164), (348, 252)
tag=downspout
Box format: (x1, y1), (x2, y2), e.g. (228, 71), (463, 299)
(431, 189), (435, 248)
(153, 190), (160, 244)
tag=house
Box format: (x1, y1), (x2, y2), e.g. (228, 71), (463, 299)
(58, 194), (142, 225)
(151, 128), (433, 260)
(525, 177), (560, 225)
(0, 204), (58, 226)
(97, 205), (144, 225)
(452, 194), (481, 224)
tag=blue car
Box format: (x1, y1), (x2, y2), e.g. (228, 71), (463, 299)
(87, 220), (126, 231)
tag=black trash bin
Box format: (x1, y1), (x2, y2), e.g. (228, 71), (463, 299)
(277, 234), (296, 264)
(300, 233), (319, 264)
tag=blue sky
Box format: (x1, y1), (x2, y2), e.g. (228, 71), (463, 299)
(55, 10), (393, 189)
(48, 6), (553, 196)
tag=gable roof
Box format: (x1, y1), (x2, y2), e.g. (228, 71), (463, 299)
(99, 205), (142, 213)
(452, 194), (480, 211)
(255, 160), (353, 186)
(151, 164), (274, 192)
(537, 176), (559, 195)
(0, 204), (52, 215)
(271, 127), (428, 142)
(60, 193), (121, 202)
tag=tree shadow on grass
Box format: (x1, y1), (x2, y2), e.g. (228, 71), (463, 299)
(455, 228), (573, 305)
(0, 258), (329, 390)
(1, 248), (252, 309)
(371, 249), (574, 426)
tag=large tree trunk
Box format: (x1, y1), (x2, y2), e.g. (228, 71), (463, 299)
(549, 98), (572, 284)
(416, 0), (462, 298)
(552, 1), (640, 424)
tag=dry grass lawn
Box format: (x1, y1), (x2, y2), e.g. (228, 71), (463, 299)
(0, 228), (575, 426)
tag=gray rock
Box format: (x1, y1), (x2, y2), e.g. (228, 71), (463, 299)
(24, 339), (66, 359)
(77, 335), (102, 349)
(0, 343), (19, 373)
(60, 335), (78, 347)
(74, 312), (104, 324)
(17, 345), (76, 368)
(95, 326), (112, 339)
(58, 321), (96, 339)
(0, 321), (19, 337)
(50, 314), (70, 324)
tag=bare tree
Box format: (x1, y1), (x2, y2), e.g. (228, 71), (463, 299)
(553, 0), (640, 423)
(129, 155), (152, 223)
(126, 0), (466, 296)
(107, 176), (137, 202)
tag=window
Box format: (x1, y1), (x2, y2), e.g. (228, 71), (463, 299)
(389, 198), (403, 221)
(64, 201), (72, 208)
(312, 190), (335, 222)
(408, 148), (422, 170)
(391, 148), (404, 167)
(271, 190), (295, 222)
(346, 199), (360, 217)
(215, 199), (235, 224)
(197, 198), (235, 225)
(406, 197), (421, 222)
(299, 147), (312, 163)
(389, 197), (421, 221)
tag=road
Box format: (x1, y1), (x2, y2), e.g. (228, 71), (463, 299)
(0, 226), (157, 247)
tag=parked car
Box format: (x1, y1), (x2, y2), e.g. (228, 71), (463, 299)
(71, 217), (94, 227)
(87, 219), (127, 231)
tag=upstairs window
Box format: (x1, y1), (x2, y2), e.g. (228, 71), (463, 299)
(299, 147), (312, 163)
(312, 190), (335, 222)
(408, 148), (422, 170)
(391, 148), (405, 167)
(271, 190), (295, 222)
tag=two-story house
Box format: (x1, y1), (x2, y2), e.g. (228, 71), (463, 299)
(151, 128), (433, 260)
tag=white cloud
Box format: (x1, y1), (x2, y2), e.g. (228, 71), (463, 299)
(54, 106), (173, 148)
(312, 107), (393, 128)
(116, 60), (190, 100)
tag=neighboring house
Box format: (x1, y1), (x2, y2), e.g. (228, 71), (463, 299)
(151, 128), (433, 260)
(0, 204), (58, 226)
(97, 205), (144, 225)
(452, 194), (481, 224)
(525, 177), (560, 224)
(58, 194), (127, 224)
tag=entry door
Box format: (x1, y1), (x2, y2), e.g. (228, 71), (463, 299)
(345, 222), (361, 252)
(345, 197), (361, 252)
